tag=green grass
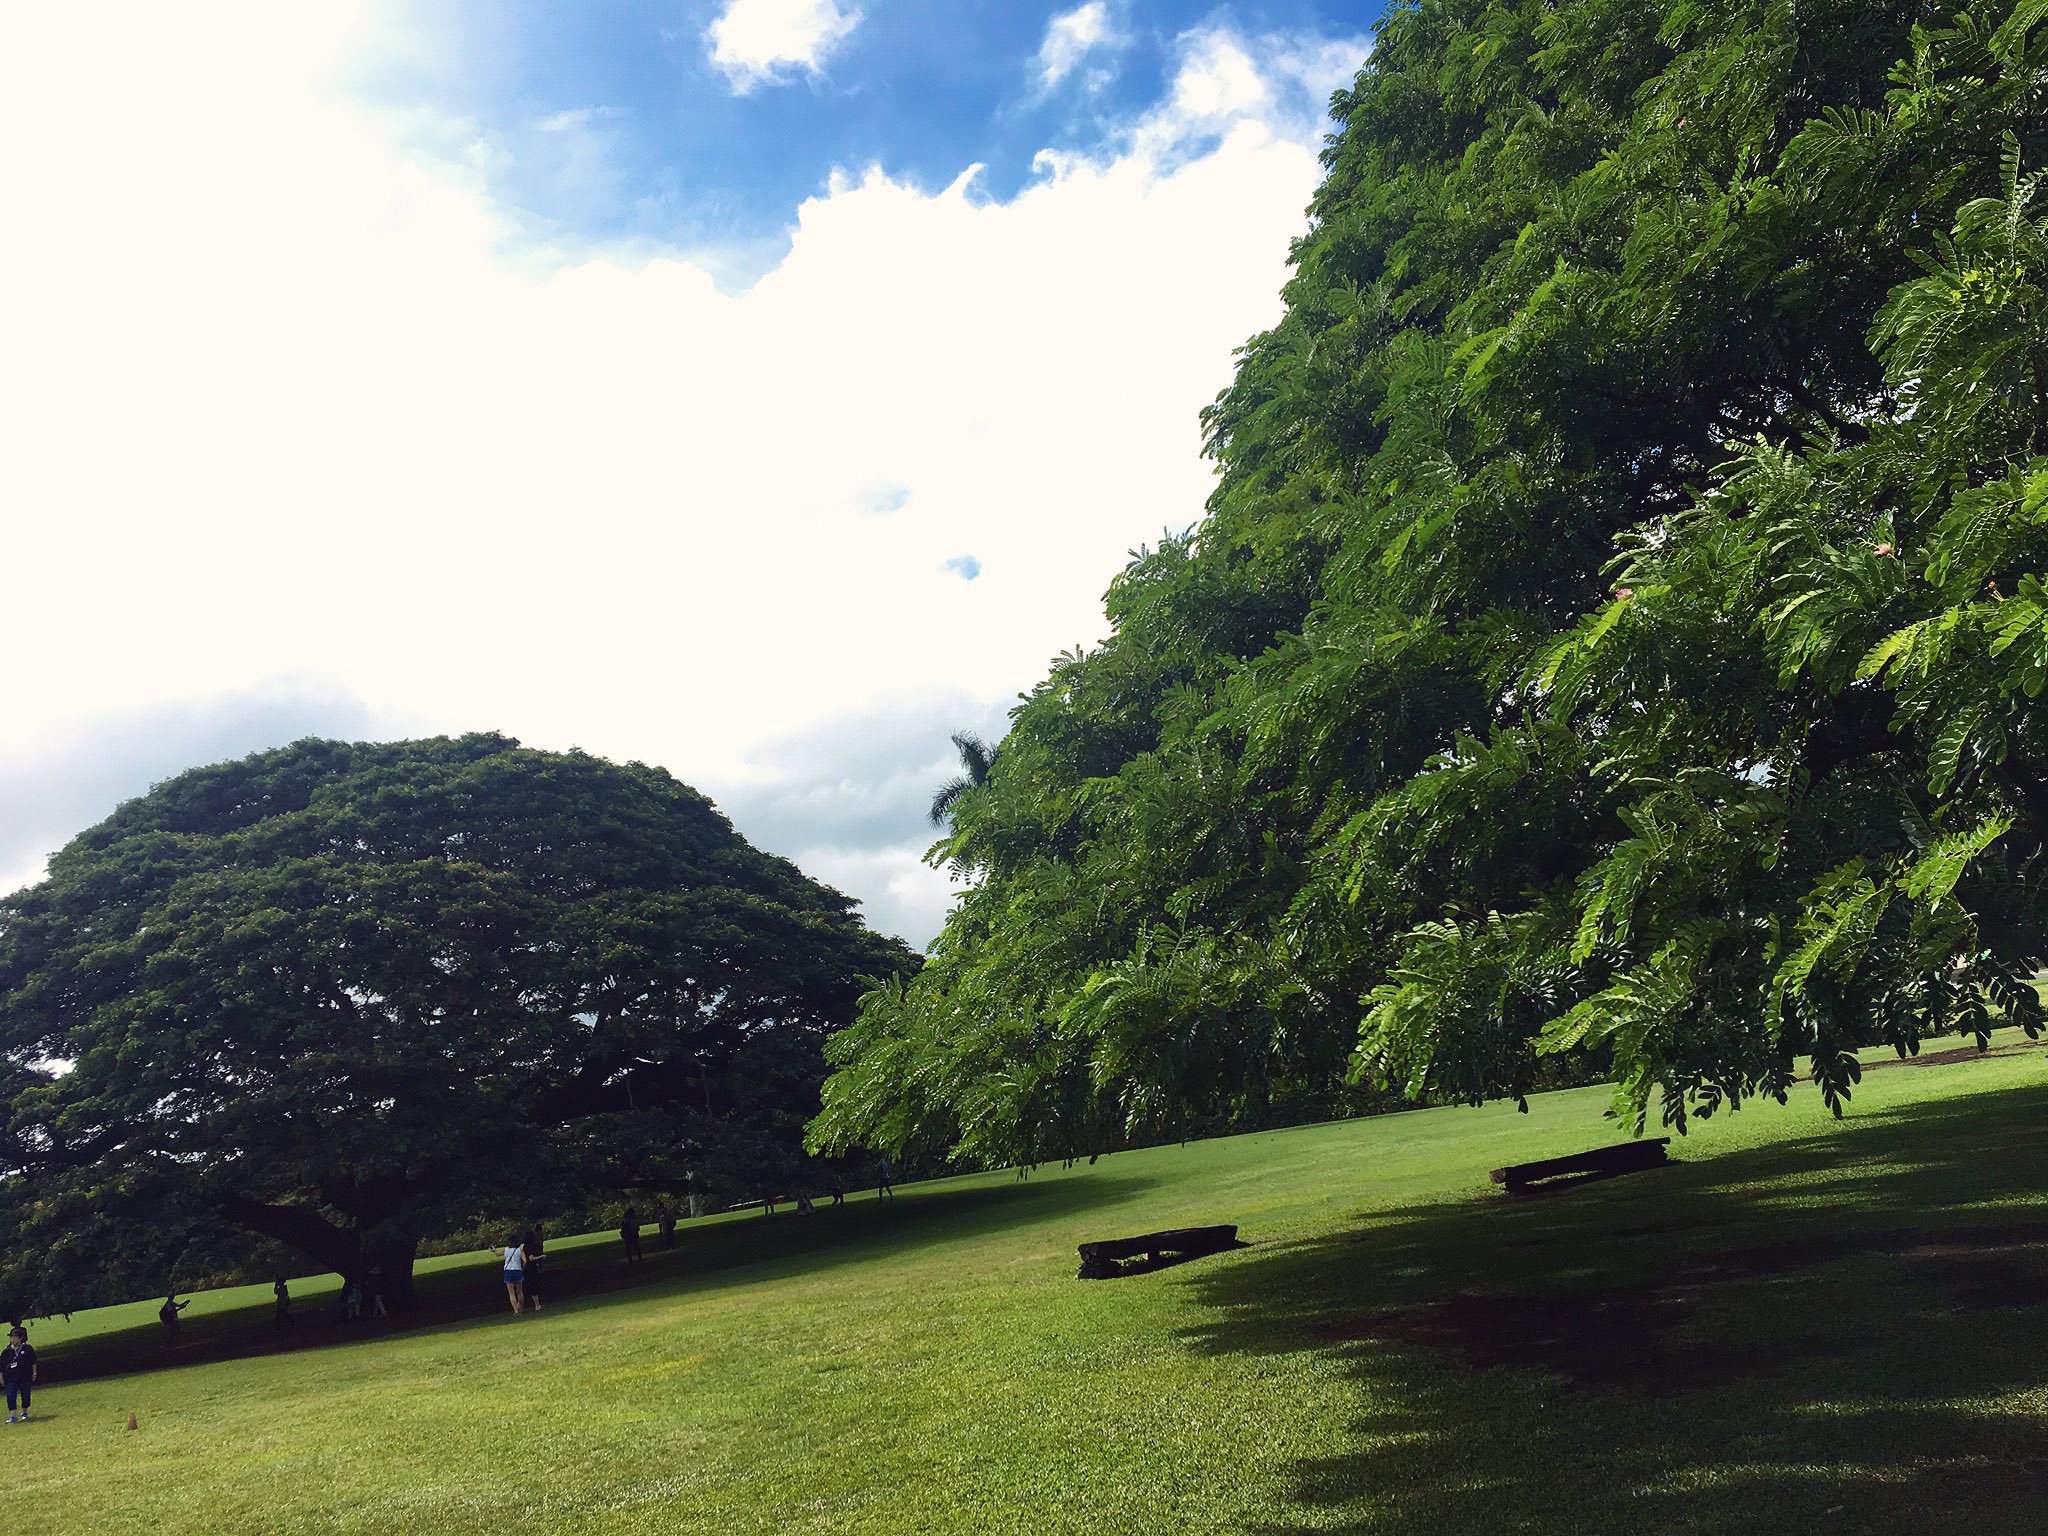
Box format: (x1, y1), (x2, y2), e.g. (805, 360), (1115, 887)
(13, 1035), (2048, 1534)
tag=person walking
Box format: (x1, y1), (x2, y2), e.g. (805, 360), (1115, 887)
(488, 1237), (527, 1314)
(365, 1265), (388, 1319)
(876, 1155), (895, 1201)
(3, 1327), (36, 1423)
(523, 1226), (546, 1312)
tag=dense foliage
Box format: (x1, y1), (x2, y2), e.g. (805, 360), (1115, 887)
(812, 0), (2048, 1166)
(0, 736), (913, 1312)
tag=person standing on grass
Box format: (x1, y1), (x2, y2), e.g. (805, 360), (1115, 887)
(657, 1200), (677, 1250)
(3, 1327), (35, 1423)
(619, 1206), (644, 1263)
(273, 1277), (292, 1329)
(489, 1237), (527, 1314)
(158, 1295), (189, 1336)
(366, 1265), (388, 1319)
(523, 1226), (546, 1312)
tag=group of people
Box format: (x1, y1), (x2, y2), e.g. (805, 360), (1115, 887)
(604, 1163), (897, 1274)
(490, 1168), (899, 1316)
(339, 1267), (390, 1321)
(263, 1269), (388, 1330)
(614, 1200), (686, 1262)
(761, 1157), (894, 1216)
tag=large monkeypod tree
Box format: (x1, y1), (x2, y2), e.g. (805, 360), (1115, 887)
(0, 735), (914, 1313)
(812, 0), (2048, 1168)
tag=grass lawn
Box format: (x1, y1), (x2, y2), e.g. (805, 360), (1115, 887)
(12, 1035), (2048, 1534)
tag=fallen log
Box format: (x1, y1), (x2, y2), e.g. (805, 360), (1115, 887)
(1491, 1139), (1672, 1194)
(1077, 1224), (1241, 1279)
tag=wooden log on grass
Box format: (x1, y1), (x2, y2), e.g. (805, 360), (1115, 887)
(1491, 1139), (1672, 1194)
(1077, 1224), (1240, 1280)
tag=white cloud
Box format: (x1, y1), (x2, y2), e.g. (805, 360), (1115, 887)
(1164, 33), (1271, 120)
(533, 105), (622, 134)
(0, 5), (1361, 944)
(1037, 2), (1119, 91)
(793, 840), (965, 950)
(706, 0), (862, 93)
(1135, 26), (1362, 162)
(1263, 34), (1374, 116)
(1034, 24), (1370, 186)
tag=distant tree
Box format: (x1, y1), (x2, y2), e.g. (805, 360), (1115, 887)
(927, 731), (999, 826)
(0, 735), (915, 1312)
(813, 0), (2048, 1169)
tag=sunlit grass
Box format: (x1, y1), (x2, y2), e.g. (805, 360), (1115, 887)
(12, 1030), (2048, 1533)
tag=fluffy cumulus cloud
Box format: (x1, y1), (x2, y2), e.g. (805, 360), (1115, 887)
(1037, 2), (1121, 92)
(707, 0), (863, 92)
(1135, 26), (1363, 165)
(1030, 24), (1369, 187)
(0, 4), (1365, 943)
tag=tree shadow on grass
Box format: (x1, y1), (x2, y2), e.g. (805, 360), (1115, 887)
(1179, 1082), (2048, 1535)
(43, 1169), (1159, 1384)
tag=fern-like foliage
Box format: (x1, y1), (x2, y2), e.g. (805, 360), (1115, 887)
(810, 0), (2048, 1168)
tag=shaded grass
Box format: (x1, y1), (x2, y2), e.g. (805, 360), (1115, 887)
(1183, 1079), (2048, 1533)
(11, 1036), (2048, 1533)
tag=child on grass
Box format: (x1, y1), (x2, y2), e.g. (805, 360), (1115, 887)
(3, 1327), (36, 1423)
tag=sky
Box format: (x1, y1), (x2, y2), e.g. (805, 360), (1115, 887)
(0, 0), (1383, 946)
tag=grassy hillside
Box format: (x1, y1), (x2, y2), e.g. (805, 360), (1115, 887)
(13, 1039), (2048, 1534)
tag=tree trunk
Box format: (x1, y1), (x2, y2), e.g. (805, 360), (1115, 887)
(360, 1227), (418, 1311)
(219, 1196), (419, 1310)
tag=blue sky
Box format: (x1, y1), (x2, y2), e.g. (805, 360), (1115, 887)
(359, 0), (1382, 278)
(0, 1), (1383, 943)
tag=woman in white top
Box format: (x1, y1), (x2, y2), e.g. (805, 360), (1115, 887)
(486, 1237), (527, 1315)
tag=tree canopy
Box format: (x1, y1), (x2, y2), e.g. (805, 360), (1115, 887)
(811, 0), (2048, 1169)
(0, 735), (914, 1312)
(929, 732), (999, 826)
